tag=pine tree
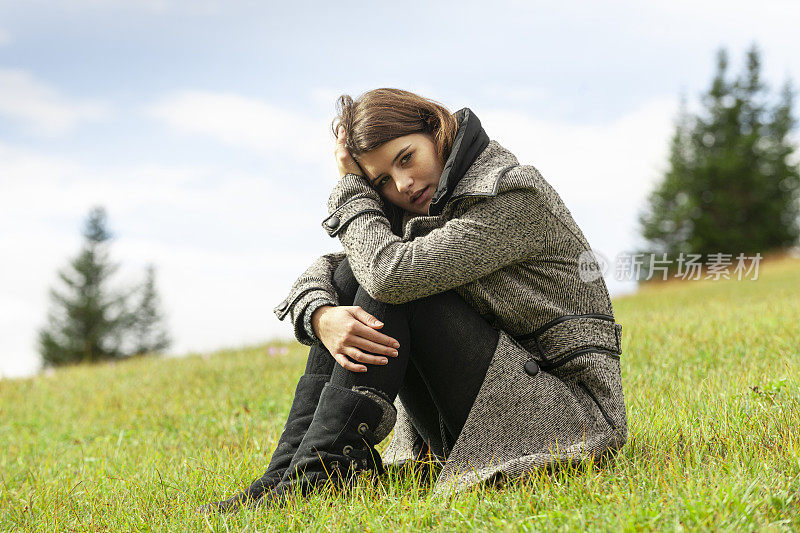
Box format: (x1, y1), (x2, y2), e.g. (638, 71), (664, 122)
(761, 79), (800, 247)
(37, 207), (131, 366)
(639, 43), (800, 261)
(639, 92), (696, 256)
(129, 264), (172, 356)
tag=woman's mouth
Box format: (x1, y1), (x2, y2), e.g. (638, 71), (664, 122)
(412, 186), (429, 205)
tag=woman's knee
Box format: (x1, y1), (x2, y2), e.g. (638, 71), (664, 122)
(407, 289), (499, 343)
(405, 289), (471, 320)
(352, 285), (408, 313)
(332, 256), (359, 306)
(334, 260), (409, 316)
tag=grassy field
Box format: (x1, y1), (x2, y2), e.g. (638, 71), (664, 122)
(2, 257), (800, 531)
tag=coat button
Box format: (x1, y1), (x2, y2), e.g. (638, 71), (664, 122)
(325, 216), (340, 229)
(524, 360), (540, 377)
(277, 299), (288, 311)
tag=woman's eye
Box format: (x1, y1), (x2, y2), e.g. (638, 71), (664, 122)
(375, 153), (411, 188)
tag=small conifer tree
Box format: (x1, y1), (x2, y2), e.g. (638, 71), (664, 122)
(129, 264), (172, 356)
(38, 207), (130, 366)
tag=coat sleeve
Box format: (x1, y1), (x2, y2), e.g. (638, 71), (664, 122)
(321, 173), (546, 304)
(273, 250), (347, 345)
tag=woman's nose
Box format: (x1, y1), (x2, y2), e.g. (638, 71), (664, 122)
(397, 173), (414, 194)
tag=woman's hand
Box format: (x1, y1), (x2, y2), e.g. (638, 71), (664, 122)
(335, 125), (364, 179)
(311, 304), (400, 372)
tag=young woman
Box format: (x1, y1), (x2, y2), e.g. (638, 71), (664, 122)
(200, 88), (627, 512)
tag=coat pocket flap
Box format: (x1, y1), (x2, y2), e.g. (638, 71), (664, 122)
(514, 314), (622, 364)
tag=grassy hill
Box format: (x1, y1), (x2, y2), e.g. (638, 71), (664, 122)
(2, 257), (799, 531)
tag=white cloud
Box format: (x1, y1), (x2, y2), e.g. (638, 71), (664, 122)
(480, 84), (549, 105)
(0, 69), (111, 135)
(309, 87), (345, 110)
(42, 0), (225, 14)
(0, 28), (10, 45)
(145, 90), (335, 165)
(483, 97), (677, 208)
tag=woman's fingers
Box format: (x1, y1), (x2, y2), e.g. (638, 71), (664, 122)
(350, 322), (400, 357)
(336, 127), (343, 148)
(334, 346), (388, 372)
(319, 304), (399, 373)
(351, 332), (399, 357)
(334, 126), (363, 177)
(349, 306), (400, 346)
(351, 305), (383, 328)
(336, 126), (350, 152)
(333, 352), (366, 373)
(342, 346), (389, 367)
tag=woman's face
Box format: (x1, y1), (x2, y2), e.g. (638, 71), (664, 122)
(355, 132), (444, 215)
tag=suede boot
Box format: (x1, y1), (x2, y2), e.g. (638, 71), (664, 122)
(255, 382), (397, 509)
(198, 373), (329, 514)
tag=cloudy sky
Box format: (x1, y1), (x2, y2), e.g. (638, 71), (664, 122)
(2, 0), (799, 378)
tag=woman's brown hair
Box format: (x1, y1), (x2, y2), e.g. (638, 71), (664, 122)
(330, 88), (460, 235)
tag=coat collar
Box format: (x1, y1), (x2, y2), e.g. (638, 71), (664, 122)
(450, 138), (519, 200)
(428, 107), (491, 216)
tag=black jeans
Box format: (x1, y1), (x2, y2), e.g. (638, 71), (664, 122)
(302, 257), (499, 457)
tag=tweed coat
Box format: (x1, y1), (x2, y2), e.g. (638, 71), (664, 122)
(273, 108), (627, 496)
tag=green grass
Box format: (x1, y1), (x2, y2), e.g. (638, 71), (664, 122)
(2, 257), (800, 531)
